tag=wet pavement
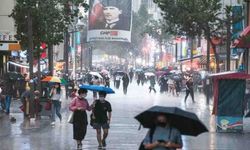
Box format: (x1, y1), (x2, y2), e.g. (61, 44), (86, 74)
(1, 81), (250, 150)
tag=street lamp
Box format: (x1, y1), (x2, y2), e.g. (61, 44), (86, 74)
(157, 29), (163, 65)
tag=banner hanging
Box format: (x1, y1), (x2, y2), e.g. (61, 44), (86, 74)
(87, 0), (132, 42)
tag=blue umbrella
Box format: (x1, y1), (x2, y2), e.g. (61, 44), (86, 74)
(79, 84), (115, 94)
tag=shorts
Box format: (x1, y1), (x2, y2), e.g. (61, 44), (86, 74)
(92, 123), (110, 129)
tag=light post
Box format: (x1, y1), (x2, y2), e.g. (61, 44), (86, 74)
(157, 29), (163, 67)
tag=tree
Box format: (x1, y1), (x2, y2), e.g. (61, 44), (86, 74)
(154, 0), (222, 72)
(144, 19), (172, 64)
(10, 0), (88, 94)
(131, 4), (152, 57)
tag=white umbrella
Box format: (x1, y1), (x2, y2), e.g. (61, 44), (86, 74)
(101, 69), (109, 75)
(145, 72), (155, 76)
(89, 72), (103, 79)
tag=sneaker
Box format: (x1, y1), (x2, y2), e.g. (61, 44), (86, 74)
(51, 122), (55, 125)
(102, 140), (106, 147)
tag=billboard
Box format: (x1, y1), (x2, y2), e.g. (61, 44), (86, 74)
(87, 0), (132, 42)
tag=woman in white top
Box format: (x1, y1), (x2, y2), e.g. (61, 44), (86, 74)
(50, 83), (62, 125)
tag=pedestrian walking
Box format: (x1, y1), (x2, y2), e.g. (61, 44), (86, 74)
(50, 83), (62, 125)
(141, 114), (183, 150)
(159, 75), (168, 93)
(91, 92), (112, 149)
(2, 81), (14, 114)
(129, 70), (134, 83)
(167, 78), (175, 95)
(184, 76), (195, 103)
(114, 75), (121, 89)
(122, 74), (129, 95)
(69, 89), (92, 150)
(21, 86), (33, 119)
(92, 76), (101, 99)
(70, 89), (78, 99)
(175, 80), (181, 96)
(104, 75), (110, 88)
(149, 76), (156, 93)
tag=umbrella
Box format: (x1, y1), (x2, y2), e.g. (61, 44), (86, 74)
(5, 72), (24, 80)
(171, 75), (182, 81)
(89, 72), (103, 79)
(114, 71), (126, 76)
(145, 72), (155, 77)
(41, 76), (67, 84)
(135, 69), (143, 72)
(135, 106), (208, 136)
(79, 84), (115, 94)
(100, 69), (109, 75)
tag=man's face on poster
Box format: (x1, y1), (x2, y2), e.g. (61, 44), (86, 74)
(103, 6), (122, 21)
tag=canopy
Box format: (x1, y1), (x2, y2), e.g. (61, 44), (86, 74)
(209, 71), (250, 80)
(232, 26), (250, 48)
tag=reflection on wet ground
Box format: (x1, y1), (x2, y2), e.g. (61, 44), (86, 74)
(1, 82), (250, 150)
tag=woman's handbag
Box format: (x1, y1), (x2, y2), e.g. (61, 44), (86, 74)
(45, 101), (52, 110)
(19, 105), (25, 112)
(68, 112), (74, 124)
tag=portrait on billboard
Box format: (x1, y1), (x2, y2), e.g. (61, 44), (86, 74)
(89, 0), (131, 31)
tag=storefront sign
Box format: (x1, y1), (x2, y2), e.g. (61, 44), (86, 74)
(0, 32), (17, 41)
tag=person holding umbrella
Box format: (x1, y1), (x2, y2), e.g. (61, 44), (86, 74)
(122, 73), (130, 95)
(50, 83), (62, 125)
(184, 75), (195, 103)
(149, 76), (157, 93)
(69, 89), (92, 149)
(136, 106), (208, 150)
(142, 114), (183, 150)
(91, 91), (112, 149)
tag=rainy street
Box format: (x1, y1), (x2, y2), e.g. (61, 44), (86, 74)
(1, 82), (250, 150)
(1, 0), (250, 150)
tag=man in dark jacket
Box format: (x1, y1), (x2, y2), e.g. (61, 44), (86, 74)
(2, 81), (13, 114)
(184, 76), (195, 103)
(122, 74), (130, 95)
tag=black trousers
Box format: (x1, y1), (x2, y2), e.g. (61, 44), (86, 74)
(73, 110), (88, 141)
(184, 89), (194, 102)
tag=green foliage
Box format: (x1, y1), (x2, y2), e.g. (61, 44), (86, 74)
(144, 19), (171, 45)
(10, 0), (88, 57)
(153, 0), (222, 38)
(131, 4), (152, 56)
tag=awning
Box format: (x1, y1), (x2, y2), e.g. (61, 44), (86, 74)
(178, 55), (202, 62)
(232, 26), (250, 48)
(7, 61), (29, 68)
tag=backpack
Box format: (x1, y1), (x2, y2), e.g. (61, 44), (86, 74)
(138, 127), (156, 150)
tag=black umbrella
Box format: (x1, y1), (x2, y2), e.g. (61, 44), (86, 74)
(114, 71), (126, 76)
(5, 72), (24, 80)
(135, 106), (208, 136)
(171, 75), (182, 81)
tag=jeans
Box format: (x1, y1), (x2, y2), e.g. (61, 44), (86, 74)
(5, 96), (11, 114)
(184, 89), (195, 103)
(51, 100), (62, 122)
